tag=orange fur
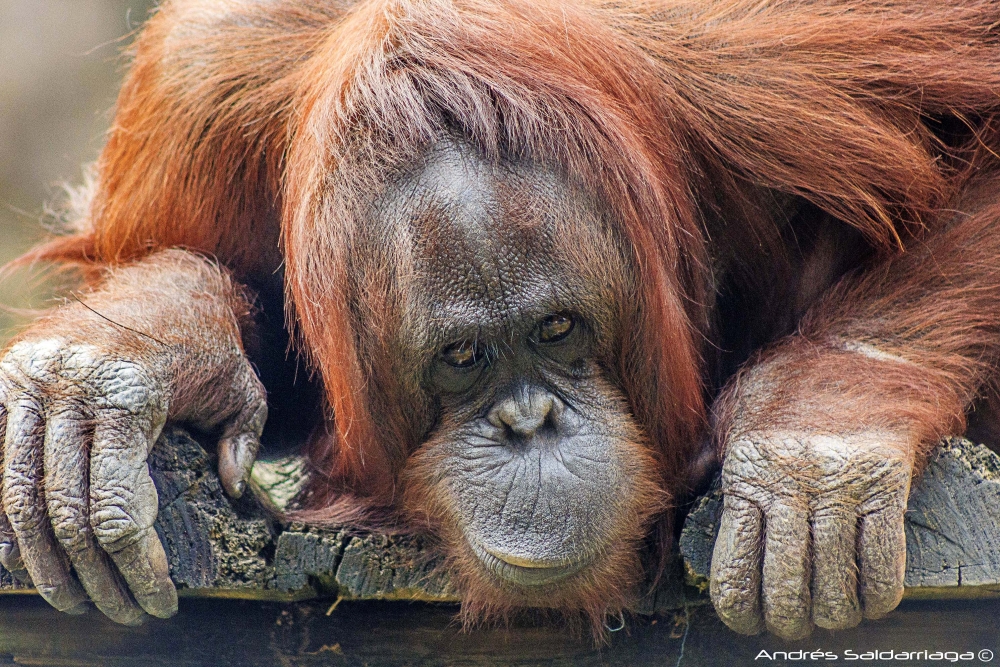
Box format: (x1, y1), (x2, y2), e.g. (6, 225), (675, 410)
(16, 0), (1000, 628)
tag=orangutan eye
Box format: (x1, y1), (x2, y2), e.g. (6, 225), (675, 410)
(538, 314), (574, 343)
(441, 340), (481, 368)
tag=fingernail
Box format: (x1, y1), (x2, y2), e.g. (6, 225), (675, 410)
(37, 581), (88, 612)
(65, 602), (89, 616)
(219, 433), (259, 498)
(112, 608), (147, 627)
(0, 540), (21, 570)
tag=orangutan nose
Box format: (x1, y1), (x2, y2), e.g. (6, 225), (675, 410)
(488, 387), (564, 438)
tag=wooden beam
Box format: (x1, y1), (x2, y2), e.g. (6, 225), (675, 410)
(2, 429), (998, 610)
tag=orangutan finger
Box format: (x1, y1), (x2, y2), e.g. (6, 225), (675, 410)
(90, 416), (176, 618)
(710, 494), (765, 635)
(810, 506), (861, 630)
(217, 377), (266, 499)
(3, 398), (87, 612)
(858, 504), (906, 619)
(44, 402), (144, 625)
(761, 502), (813, 640)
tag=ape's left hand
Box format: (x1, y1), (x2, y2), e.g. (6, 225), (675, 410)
(710, 430), (913, 640)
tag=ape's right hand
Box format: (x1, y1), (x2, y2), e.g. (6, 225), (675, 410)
(710, 430), (912, 640)
(0, 252), (267, 625)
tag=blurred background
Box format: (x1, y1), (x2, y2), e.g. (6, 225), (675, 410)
(0, 0), (157, 343)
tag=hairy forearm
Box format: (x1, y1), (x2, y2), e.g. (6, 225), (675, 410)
(710, 186), (1000, 639)
(718, 196), (1000, 459)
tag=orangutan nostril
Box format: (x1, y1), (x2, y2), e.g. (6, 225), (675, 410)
(488, 387), (562, 439)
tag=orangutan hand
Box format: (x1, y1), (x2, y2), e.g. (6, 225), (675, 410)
(0, 251), (266, 625)
(710, 431), (913, 640)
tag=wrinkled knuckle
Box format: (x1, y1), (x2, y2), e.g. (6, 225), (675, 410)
(51, 518), (90, 555)
(724, 437), (761, 462)
(712, 581), (750, 611)
(812, 501), (854, 519)
(3, 482), (43, 532)
(721, 454), (745, 479)
(861, 473), (910, 508)
(47, 499), (89, 554)
(93, 361), (166, 420)
(2, 339), (70, 387)
(722, 460), (764, 495)
(91, 504), (142, 552)
(0, 371), (34, 401)
(724, 472), (778, 508)
(5, 507), (44, 535)
(722, 437), (783, 483)
(720, 496), (750, 518)
(0, 340), (120, 402)
(880, 459), (912, 486)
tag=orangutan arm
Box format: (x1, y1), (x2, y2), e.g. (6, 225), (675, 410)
(711, 190), (1000, 639)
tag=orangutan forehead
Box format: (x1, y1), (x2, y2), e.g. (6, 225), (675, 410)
(374, 139), (628, 341)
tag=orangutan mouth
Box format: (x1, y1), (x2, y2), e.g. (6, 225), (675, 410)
(469, 540), (591, 587)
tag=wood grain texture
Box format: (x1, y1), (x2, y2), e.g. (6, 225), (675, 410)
(2, 429), (998, 611)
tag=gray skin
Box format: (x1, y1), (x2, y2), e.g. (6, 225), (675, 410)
(712, 428), (911, 639)
(376, 143), (651, 585)
(0, 141), (909, 635)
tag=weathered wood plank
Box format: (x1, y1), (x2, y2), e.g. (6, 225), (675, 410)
(0, 429), (476, 604)
(2, 429), (999, 610)
(679, 438), (1000, 599)
(0, 430), (998, 665)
